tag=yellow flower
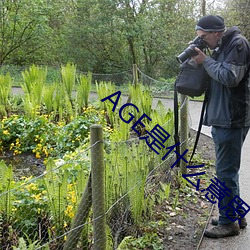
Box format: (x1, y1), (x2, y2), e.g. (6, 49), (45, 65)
(14, 149), (22, 155)
(32, 193), (42, 201)
(21, 176), (32, 181)
(26, 183), (37, 191)
(65, 205), (74, 218)
(36, 152), (41, 158)
(71, 195), (76, 204)
(3, 130), (9, 135)
(12, 207), (17, 212)
(43, 147), (49, 157)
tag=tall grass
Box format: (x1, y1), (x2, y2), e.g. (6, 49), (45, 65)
(61, 63), (76, 102)
(43, 84), (56, 114)
(76, 72), (92, 111)
(0, 161), (14, 222)
(0, 73), (12, 116)
(128, 83), (153, 125)
(96, 81), (118, 127)
(105, 137), (155, 226)
(21, 65), (47, 118)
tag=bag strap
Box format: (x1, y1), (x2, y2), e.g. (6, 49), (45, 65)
(189, 48), (210, 163)
(174, 81), (208, 166)
(188, 91), (208, 164)
(174, 80), (180, 167)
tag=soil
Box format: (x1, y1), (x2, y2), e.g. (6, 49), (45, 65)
(0, 152), (45, 180)
(158, 130), (216, 250)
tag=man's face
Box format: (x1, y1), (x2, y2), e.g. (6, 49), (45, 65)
(196, 30), (222, 49)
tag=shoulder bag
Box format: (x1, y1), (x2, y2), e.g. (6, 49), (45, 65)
(175, 58), (209, 97)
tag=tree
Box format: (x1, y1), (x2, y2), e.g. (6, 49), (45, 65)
(63, 0), (130, 74)
(66, 0), (199, 78)
(1, 0), (231, 79)
(0, 0), (50, 65)
(221, 0), (250, 39)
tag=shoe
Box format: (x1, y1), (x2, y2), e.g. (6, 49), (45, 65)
(211, 216), (247, 229)
(204, 223), (240, 238)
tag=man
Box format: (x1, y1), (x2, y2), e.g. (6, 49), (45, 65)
(192, 15), (250, 238)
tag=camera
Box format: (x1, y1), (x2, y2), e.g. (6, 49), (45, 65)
(176, 36), (208, 63)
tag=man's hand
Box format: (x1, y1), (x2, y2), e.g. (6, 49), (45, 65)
(192, 47), (207, 64)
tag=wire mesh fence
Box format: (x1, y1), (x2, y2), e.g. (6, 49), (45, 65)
(0, 121), (191, 249)
(138, 68), (175, 95)
(0, 64), (190, 249)
(1, 64), (175, 97)
(0, 127), (185, 249)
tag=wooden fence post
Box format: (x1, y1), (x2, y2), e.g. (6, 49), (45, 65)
(133, 64), (138, 86)
(91, 124), (106, 250)
(63, 175), (92, 250)
(180, 94), (189, 174)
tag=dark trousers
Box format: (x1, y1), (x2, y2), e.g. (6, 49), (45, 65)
(211, 126), (249, 224)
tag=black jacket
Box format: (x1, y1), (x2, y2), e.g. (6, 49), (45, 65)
(203, 26), (250, 128)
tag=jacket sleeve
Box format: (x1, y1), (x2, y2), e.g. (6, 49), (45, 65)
(203, 38), (250, 87)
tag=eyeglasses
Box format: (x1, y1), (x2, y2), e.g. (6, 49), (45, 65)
(199, 32), (214, 40)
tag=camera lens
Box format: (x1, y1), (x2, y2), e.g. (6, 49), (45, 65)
(176, 45), (198, 63)
(176, 37), (208, 63)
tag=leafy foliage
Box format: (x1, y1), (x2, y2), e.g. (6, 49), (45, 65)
(76, 71), (92, 109)
(21, 65), (47, 118)
(0, 110), (102, 158)
(0, 161), (14, 221)
(1, 0), (228, 78)
(0, 73), (12, 116)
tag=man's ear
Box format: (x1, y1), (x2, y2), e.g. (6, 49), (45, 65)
(216, 31), (224, 38)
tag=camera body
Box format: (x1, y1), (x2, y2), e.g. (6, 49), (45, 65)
(176, 36), (208, 63)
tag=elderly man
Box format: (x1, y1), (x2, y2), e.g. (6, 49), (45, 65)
(192, 15), (250, 238)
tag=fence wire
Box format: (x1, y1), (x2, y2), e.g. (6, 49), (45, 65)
(0, 136), (183, 249)
(1, 64), (174, 96)
(0, 137), (192, 249)
(0, 66), (191, 249)
(137, 68), (175, 96)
